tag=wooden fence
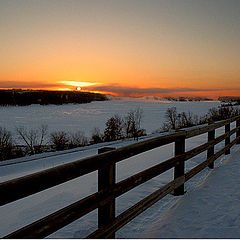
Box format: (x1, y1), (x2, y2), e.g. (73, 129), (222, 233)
(1, 116), (240, 238)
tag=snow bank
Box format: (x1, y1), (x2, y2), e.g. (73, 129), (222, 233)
(142, 145), (240, 238)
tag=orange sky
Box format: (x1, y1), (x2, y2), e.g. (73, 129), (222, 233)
(0, 0), (240, 99)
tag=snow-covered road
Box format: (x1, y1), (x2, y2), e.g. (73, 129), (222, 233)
(143, 144), (240, 238)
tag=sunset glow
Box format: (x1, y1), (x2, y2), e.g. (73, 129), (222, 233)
(59, 81), (99, 88)
(0, 0), (239, 99)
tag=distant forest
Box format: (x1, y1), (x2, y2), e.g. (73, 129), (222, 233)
(0, 89), (108, 106)
(218, 96), (240, 105)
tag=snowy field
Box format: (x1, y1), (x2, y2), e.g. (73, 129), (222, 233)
(2, 98), (239, 238)
(0, 98), (220, 138)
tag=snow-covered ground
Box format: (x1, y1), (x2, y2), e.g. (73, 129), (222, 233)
(0, 98), (220, 138)
(1, 99), (239, 238)
(143, 144), (240, 239)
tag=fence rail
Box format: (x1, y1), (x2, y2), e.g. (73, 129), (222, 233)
(1, 115), (240, 238)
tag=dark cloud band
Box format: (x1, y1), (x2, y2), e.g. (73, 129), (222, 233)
(82, 85), (238, 95)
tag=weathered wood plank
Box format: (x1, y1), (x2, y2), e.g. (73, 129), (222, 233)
(185, 136), (239, 182)
(237, 119), (240, 144)
(98, 147), (116, 238)
(2, 117), (239, 206)
(185, 116), (240, 138)
(3, 155), (183, 238)
(184, 127), (237, 162)
(225, 124), (230, 155)
(207, 126), (215, 169)
(3, 190), (111, 239)
(0, 131), (185, 206)
(174, 137), (185, 195)
(87, 176), (185, 239)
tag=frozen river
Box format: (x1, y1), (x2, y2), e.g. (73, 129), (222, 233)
(0, 98), (220, 137)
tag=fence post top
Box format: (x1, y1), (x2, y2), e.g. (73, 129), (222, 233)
(175, 129), (187, 137)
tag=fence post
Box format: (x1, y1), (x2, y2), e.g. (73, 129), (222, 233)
(98, 147), (116, 238)
(174, 136), (185, 196)
(237, 119), (240, 144)
(207, 127), (215, 169)
(225, 123), (230, 155)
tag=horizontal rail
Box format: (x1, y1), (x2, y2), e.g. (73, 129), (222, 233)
(0, 131), (185, 206)
(88, 136), (240, 238)
(184, 126), (240, 161)
(87, 176), (185, 239)
(185, 116), (240, 138)
(2, 116), (240, 206)
(4, 155), (185, 238)
(4, 126), (239, 238)
(185, 136), (240, 181)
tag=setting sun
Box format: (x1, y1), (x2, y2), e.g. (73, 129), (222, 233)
(59, 81), (99, 88)
(0, 0), (239, 99)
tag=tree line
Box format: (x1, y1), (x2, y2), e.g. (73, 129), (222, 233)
(0, 108), (146, 161)
(1, 105), (240, 161)
(0, 89), (108, 106)
(159, 105), (240, 132)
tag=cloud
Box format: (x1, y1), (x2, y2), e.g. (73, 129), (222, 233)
(0, 81), (62, 89)
(59, 81), (100, 87)
(82, 84), (238, 96)
(1, 81), (239, 97)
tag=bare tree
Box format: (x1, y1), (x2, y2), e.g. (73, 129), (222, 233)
(177, 111), (199, 128)
(69, 131), (88, 148)
(90, 127), (103, 144)
(50, 131), (69, 151)
(162, 107), (200, 131)
(124, 111), (134, 138)
(16, 124), (48, 154)
(39, 124), (48, 148)
(0, 127), (14, 161)
(165, 107), (178, 130)
(123, 108), (145, 140)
